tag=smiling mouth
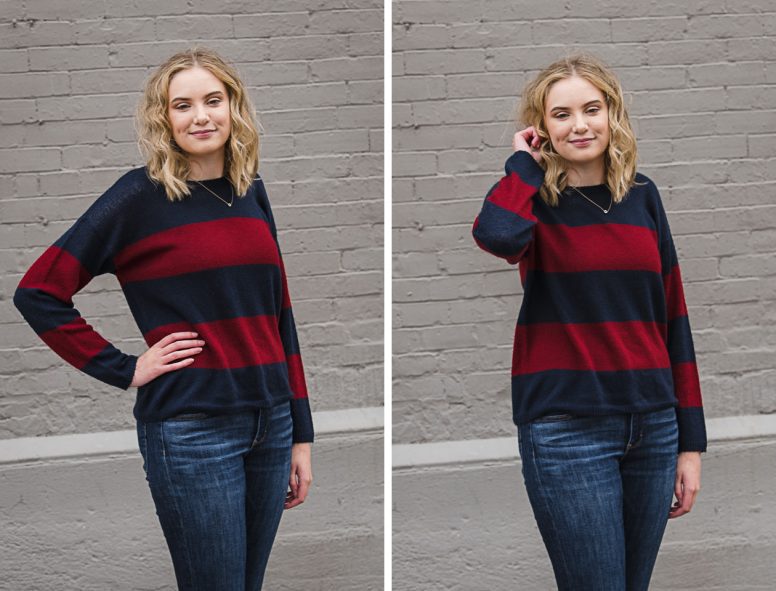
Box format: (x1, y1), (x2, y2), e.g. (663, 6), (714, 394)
(571, 138), (594, 143)
(191, 130), (215, 135)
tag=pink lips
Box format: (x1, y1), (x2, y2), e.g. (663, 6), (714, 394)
(570, 138), (593, 146)
(191, 130), (215, 136)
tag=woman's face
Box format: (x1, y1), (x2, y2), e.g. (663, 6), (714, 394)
(167, 66), (231, 161)
(543, 75), (610, 172)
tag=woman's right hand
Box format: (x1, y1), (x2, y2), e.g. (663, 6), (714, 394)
(513, 126), (544, 165)
(130, 331), (206, 388)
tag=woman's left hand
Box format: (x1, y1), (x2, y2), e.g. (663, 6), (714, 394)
(669, 451), (701, 519)
(285, 442), (313, 510)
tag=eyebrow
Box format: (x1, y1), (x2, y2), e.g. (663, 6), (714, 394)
(170, 90), (225, 103)
(549, 99), (603, 113)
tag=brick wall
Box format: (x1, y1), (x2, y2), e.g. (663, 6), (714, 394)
(0, 1), (384, 438)
(393, 0), (776, 444)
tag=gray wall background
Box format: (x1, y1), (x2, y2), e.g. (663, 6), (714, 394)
(393, 0), (776, 445)
(393, 0), (776, 589)
(0, 1), (383, 589)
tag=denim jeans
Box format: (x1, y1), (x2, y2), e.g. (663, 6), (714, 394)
(518, 406), (679, 591)
(136, 401), (293, 591)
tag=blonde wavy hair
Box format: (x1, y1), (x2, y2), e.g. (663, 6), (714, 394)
(134, 47), (260, 202)
(517, 53), (645, 207)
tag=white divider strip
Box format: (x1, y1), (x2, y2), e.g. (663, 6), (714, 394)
(0, 406), (384, 465)
(393, 414), (776, 469)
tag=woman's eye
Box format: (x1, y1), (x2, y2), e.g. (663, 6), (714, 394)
(556, 108), (599, 118)
(175, 100), (221, 110)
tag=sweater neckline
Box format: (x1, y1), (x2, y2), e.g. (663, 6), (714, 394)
(188, 176), (227, 184)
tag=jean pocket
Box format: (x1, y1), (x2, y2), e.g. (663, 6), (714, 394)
(167, 412), (211, 421)
(533, 413), (576, 423)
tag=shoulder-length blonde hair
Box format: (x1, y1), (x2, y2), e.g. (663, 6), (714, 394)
(517, 52), (645, 207)
(134, 46), (260, 202)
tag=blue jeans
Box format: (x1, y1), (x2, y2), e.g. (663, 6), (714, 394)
(136, 401), (293, 591)
(518, 406), (679, 591)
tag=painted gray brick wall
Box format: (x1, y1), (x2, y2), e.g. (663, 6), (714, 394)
(393, 0), (776, 445)
(1, 0), (384, 438)
(1, 2), (383, 589)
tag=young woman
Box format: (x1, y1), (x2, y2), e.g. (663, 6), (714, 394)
(472, 53), (706, 590)
(14, 47), (313, 590)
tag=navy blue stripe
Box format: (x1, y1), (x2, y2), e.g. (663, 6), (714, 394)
(132, 361), (293, 422)
(518, 269), (666, 325)
(505, 150), (544, 187)
(53, 219), (116, 275)
(511, 368), (675, 425)
(666, 315), (697, 363)
(122, 264), (282, 332)
(473, 199), (534, 258)
(660, 236), (679, 272)
(279, 308), (300, 355)
(530, 174), (659, 232)
(291, 397), (314, 442)
(76, 168), (268, 251)
(14, 287), (82, 334)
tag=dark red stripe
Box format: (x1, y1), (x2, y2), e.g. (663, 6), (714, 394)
(486, 174), (538, 221)
(115, 218), (279, 283)
(40, 318), (110, 369)
(672, 361), (703, 407)
(513, 321), (670, 375)
(526, 224), (660, 273)
(18, 246), (91, 303)
(664, 264), (688, 320)
(286, 353), (308, 398)
(143, 315), (284, 369)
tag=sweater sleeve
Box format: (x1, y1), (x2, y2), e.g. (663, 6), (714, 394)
(655, 190), (707, 452)
(13, 215), (138, 390)
(256, 179), (314, 444)
(472, 150), (545, 264)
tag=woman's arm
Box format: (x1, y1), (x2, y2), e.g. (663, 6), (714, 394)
(255, 178), (315, 445)
(13, 215), (139, 389)
(655, 190), (708, 453)
(472, 130), (545, 264)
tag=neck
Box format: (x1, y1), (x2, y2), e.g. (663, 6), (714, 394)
(565, 159), (606, 186)
(187, 150), (226, 181)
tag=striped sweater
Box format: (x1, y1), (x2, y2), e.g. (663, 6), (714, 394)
(14, 168), (314, 443)
(473, 150), (706, 452)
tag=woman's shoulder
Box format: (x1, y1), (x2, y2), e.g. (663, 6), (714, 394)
(79, 166), (160, 230)
(630, 171), (663, 203)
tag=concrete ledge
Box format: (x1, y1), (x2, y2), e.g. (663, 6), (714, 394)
(0, 406), (383, 465)
(393, 414), (776, 469)
(0, 409), (383, 591)
(393, 434), (776, 590)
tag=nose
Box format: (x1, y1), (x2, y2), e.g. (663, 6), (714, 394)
(572, 114), (588, 133)
(193, 104), (209, 124)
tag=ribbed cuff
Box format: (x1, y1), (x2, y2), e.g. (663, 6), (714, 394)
(290, 397), (314, 443)
(676, 406), (707, 452)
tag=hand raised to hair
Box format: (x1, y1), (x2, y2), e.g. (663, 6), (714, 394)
(513, 126), (544, 165)
(130, 331), (206, 388)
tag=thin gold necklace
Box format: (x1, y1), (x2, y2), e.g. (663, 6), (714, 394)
(568, 184), (612, 214)
(192, 178), (234, 207)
